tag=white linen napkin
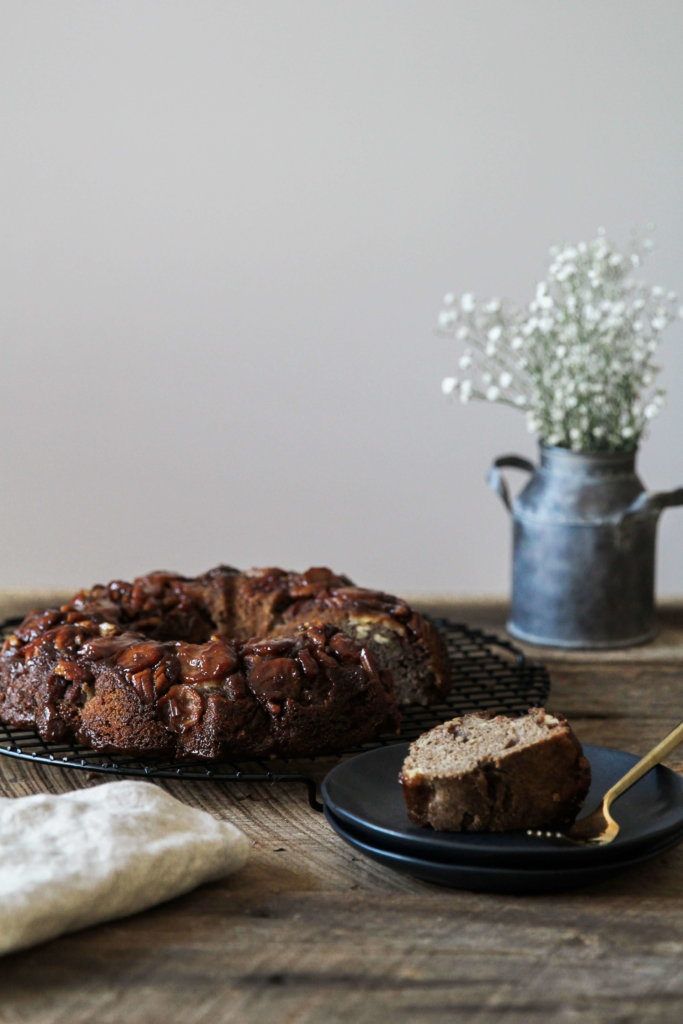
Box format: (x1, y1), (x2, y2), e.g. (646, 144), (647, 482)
(0, 780), (249, 955)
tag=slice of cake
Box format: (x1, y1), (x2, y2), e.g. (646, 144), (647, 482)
(399, 708), (591, 832)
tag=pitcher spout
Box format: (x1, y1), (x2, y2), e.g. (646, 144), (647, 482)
(623, 487), (683, 520)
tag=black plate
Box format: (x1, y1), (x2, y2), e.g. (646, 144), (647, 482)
(324, 806), (683, 893)
(321, 743), (683, 867)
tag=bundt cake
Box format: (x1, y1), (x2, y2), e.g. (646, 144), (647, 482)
(399, 708), (591, 832)
(0, 565), (449, 761)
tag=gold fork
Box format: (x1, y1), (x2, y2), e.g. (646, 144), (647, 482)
(529, 720), (683, 846)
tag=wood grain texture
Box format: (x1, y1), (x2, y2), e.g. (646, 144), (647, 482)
(0, 592), (682, 1024)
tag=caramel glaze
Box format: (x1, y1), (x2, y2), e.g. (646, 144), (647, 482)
(0, 566), (445, 760)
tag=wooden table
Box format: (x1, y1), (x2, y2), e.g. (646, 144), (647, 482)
(1, 591), (682, 1024)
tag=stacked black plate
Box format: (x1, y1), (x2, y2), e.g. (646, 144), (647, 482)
(321, 743), (683, 893)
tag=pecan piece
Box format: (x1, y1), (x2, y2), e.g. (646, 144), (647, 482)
(359, 648), (379, 680)
(158, 684), (204, 733)
(327, 632), (363, 664)
(54, 659), (79, 681)
(176, 640), (238, 684)
(297, 648), (319, 678)
(243, 636), (293, 659)
(153, 661), (171, 697)
(116, 641), (166, 672)
(248, 657), (300, 698)
(131, 668), (155, 705)
(52, 626), (80, 653)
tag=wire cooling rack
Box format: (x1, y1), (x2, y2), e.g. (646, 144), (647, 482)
(0, 617), (549, 808)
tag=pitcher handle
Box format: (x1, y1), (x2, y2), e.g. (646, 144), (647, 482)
(487, 455), (535, 513)
(625, 486), (683, 517)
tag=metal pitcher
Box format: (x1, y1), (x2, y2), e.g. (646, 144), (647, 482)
(488, 445), (683, 648)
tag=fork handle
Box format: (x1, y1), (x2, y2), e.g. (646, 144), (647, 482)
(604, 721), (683, 810)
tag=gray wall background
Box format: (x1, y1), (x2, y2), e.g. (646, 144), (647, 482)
(2, 0), (682, 599)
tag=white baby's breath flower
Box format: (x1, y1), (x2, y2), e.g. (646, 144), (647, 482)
(437, 228), (677, 450)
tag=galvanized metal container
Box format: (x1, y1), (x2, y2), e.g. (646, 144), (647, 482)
(488, 445), (683, 648)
